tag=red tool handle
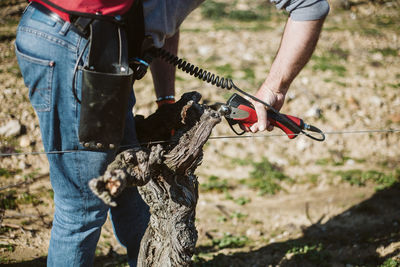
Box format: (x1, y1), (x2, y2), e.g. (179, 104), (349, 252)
(225, 94), (325, 141)
(236, 105), (303, 139)
(226, 93), (305, 138)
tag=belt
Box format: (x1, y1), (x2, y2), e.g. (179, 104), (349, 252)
(30, 1), (90, 38)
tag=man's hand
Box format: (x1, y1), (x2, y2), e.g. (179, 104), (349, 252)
(247, 17), (326, 133)
(249, 84), (286, 132)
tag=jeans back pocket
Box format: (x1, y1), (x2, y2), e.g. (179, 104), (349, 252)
(15, 43), (54, 112)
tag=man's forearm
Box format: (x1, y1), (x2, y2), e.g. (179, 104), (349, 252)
(263, 17), (325, 94)
(252, 17), (325, 132)
(150, 31), (180, 99)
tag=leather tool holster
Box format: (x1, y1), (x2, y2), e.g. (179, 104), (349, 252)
(79, 19), (134, 150)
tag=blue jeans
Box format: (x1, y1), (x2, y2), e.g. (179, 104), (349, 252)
(15, 4), (149, 267)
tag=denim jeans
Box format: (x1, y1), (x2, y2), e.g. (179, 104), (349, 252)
(15, 4), (149, 267)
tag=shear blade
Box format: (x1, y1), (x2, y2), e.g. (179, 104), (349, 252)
(226, 106), (249, 120)
(209, 103), (231, 116)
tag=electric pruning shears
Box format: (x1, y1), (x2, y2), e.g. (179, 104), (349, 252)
(211, 93), (325, 141)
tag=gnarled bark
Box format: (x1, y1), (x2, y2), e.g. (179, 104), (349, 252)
(89, 92), (221, 266)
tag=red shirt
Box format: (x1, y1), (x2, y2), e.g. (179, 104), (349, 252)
(30, 0), (135, 22)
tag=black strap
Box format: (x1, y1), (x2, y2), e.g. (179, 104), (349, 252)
(125, 0), (145, 59)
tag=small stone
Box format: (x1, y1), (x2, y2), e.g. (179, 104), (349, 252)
(197, 46), (211, 56)
(246, 228), (261, 238)
(286, 91), (296, 101)
(369, 96), (383, 107)
(271, 158), (288, 166)
(18, 161), (26, 170)
(0, 120), (21, 137)
(19, 136), (30, 147)
(296, 138), (309, 151)
(304, 106), (322, 118)
(371, 52), (383, 61)
(301, 77), (309, 85)
(242, 52), (254, 61)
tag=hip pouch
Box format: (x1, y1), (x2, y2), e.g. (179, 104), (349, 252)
(36, 0), (146, 150)
(79, 19), (134, 150)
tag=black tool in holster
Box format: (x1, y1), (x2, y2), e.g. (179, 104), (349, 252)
(78, 0), (151, 150)
(78, 18), (134, 150)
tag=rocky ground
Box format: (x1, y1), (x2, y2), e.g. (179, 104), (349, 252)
(0, 0), (400, 266)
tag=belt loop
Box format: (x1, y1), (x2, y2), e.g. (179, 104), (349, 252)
(23, 2), (32, 14)
(59, 21), (71, 36)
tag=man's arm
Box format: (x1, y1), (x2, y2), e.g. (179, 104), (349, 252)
(250, 17), (325, 132)
(150, 31), (180, 103)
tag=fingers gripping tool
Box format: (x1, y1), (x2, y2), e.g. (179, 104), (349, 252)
(212, 93), (325, 141)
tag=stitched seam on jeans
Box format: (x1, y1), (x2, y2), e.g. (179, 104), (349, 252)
(30, 88), (51, 112)
(73, 37), (84, 149)
(45, 61), (54, 111)
(72, 151), (87, 265)
(15, 44), (54, 112)
(15, 44), (53, 66)
(18, 26), (77, 52)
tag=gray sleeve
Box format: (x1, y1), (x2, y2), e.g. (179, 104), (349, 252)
(143, 0), (205, 48)
(271, 0), (330, 21)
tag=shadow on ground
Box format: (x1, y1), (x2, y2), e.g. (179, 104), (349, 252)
(3, 184), (399, 267)
(0, 257), (46, 267)
(195, 184), (400, 267)
(0, 254), (128, 267)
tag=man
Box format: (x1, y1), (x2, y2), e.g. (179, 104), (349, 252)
(15, 0), (329, 266)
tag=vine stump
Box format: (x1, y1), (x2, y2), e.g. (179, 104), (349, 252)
(89, 92), (221, 266)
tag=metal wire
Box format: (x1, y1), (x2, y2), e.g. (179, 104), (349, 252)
(0, 128), (399, 157)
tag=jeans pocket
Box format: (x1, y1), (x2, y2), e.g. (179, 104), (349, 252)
(15, 43), (54, 112)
